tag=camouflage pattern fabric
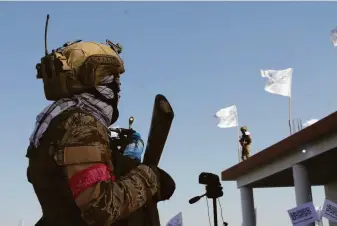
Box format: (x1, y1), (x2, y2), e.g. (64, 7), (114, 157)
(27, 108), (159, 226)
(241, 145), (250, 160)
(240, 133), (252, 161)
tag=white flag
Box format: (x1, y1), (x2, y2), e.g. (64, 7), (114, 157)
(303, 119), (319, 128)
(331, 27), (337, 47)
(214, 105), (238, 128)
(166, 212), (183, 226)
(260, 68), (293, 97)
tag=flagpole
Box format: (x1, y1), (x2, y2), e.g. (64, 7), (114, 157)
(288, 96), (292, 135)
(261, 68), (293, 135)
(236, 108), (240, 163)
(215, 105), (241, 163)
(237, 124), (240, 163)
(289, 70), (293, 135)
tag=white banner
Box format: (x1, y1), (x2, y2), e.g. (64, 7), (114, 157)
(260, 68), (293, 97)
(166, 212), (183, 226)
(214, 105), (238, 128)
(288, 202), (319, 226)
(331, 27), (337, 47)
(322, 199), (337, 223)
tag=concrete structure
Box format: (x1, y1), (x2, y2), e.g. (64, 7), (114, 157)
(221, 111), (337, 226)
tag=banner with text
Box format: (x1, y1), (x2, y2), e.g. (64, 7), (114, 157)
(288, 202), (319, 226)
(322, 199), (337, 223)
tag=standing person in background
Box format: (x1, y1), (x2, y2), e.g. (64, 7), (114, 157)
(239, 126), (252, 161)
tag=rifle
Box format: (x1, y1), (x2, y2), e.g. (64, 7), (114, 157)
(109, 94), (175, 226)
(142, 94), (175, 226)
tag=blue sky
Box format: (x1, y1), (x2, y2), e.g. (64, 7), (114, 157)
(1, 2), (336, 226)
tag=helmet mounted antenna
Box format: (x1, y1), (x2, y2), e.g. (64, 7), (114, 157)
(44, 14), (50, 56)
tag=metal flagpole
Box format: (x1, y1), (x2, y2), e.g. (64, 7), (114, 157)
(288, 97), (292, 135)
(288, 70), (293, 135)
(297, 118), (300, 132)
(237, 125), (240, 163)
(236, 108), (240, 163)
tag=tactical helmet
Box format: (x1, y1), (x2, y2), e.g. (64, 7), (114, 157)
(36, 40), (125, 101)
(241, 126), (247, 131)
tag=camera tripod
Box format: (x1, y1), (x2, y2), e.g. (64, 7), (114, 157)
(189, 173), (228, 226)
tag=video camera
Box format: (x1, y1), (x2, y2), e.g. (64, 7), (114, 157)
(189, 172), (227, 226)
(199, 172), (221, 186)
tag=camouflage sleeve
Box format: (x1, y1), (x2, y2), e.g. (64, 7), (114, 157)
(57, 111), (159, 225)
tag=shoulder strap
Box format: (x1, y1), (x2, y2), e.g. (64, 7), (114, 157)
(109, 136), (121, 180)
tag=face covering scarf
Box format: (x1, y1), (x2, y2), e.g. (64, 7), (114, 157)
(29, 75), (119, 148)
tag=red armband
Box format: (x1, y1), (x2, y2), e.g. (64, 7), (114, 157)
(69, 164), (115, 199)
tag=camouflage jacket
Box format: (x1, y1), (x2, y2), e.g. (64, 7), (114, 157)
(26, 108), (159, 226)
(239, 133), (252, 147)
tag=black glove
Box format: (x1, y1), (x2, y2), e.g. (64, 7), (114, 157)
(149, 166), (176, 202)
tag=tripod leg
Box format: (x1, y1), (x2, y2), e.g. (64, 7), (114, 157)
(213, 198), (218, 226)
